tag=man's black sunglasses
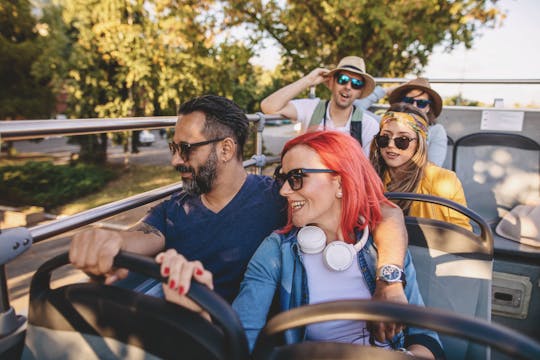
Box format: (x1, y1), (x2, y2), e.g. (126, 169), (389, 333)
(375, 134), (417, 151)
(168, 137), (226, 161)
(273, 165), (336, 191)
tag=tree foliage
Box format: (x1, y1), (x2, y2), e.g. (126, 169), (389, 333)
(0, 161), (116, 209)
(2, 0), (505, 163)
(0, 0), (55, 120)
(37, 0), (269, 116)
(223, 0), (504, 77)
(33, 0), (267, 162)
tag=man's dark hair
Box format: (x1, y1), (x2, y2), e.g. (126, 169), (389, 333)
(178, 95), (249, 160)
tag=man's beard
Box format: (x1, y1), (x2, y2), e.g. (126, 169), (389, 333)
(176, 148), (218, 195)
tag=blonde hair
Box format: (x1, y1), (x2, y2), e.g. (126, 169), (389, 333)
(369, 103), (429, 213)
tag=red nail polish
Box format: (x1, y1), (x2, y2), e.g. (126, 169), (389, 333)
(178, 285), (184, 295)
(164, 267), (170, 275)
(169, 280), (175, 289)
(195, 269), (203, 276)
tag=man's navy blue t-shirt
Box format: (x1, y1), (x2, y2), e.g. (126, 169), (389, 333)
(143, 174), (287, 303)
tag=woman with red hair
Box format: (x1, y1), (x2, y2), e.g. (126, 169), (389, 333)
(157, 131), (443, 358)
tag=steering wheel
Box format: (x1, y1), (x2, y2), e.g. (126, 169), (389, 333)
(27, 250), (250, 360)
(253, 300), (540, 360)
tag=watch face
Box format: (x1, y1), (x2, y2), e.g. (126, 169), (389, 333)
(380, 264), (401, 282)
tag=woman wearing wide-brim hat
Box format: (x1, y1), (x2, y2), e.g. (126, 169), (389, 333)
(388, 78), (448, 167)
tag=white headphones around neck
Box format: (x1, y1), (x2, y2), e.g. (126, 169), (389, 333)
(297, 224), (369, 271)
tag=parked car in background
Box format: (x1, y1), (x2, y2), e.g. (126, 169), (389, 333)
(139, 130), (155, 146)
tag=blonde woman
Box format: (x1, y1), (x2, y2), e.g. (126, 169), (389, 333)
(356, 78), (448, 166)
(370, 103), (471, 230)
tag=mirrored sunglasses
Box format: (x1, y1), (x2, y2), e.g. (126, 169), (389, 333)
(273, 165), (336, 191)
(375, 134), (417, 151)
(335, 73), (364, 90)
(402, 96), (432, 109)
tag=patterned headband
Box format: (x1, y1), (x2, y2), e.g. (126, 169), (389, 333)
(380, 111), (428, 139)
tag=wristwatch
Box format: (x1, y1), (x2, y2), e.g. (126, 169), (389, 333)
(376, 264), (406, 286)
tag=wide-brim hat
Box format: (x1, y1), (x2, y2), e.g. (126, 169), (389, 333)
(495, 204), (540, 248)
(326, 56), (376, 99)
(388, 77), (443, 117)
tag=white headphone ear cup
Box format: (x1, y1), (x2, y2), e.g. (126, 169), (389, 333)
(297, 226), (326, 254)
(323, 242), (355, 271)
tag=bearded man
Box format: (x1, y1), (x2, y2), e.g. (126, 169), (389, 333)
(261, 56), (379, 157)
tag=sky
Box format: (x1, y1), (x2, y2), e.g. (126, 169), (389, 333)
(422, 0), (540, 107)
(251, 0), (540, 108)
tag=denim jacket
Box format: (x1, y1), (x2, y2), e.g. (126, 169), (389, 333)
(232, 227), (443, 354)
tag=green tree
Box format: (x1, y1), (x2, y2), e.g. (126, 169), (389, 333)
(0, 0), (55, 120)
(37, 0), (160, 162)
(223, 0), (504, 77)
(37, 0), (264, 163)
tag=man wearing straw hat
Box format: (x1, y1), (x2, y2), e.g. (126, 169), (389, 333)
(261, 56), (380, 157)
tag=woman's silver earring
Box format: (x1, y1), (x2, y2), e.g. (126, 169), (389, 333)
(336, 192), (343, 199)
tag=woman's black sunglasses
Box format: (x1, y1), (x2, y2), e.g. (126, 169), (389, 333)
(375, 134), (417, 151)
(273, 165), (336, 191)
(402, 96), (431, 109)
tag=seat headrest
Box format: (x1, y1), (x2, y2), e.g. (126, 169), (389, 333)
(496, 203), (540, 247)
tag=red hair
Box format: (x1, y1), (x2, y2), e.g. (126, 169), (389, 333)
(279, 131), (391, 244)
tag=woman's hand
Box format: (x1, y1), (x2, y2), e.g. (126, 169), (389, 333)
(155, 249), (214, 321)
(369, 281), (407, 342)
(407, 344), (435, 359)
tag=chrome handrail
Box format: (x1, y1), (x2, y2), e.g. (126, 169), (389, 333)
(4, 104), (540, 143)
(0, 114), (286, 141)
(375, 78), (540, 84)
(29, 182), (182, 242)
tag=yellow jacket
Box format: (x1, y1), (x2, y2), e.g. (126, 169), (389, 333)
(385, 163), (472, 230)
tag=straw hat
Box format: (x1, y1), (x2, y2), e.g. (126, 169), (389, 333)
(326, 56), (376, 99)
(388, 78), (443, 117)
(495, 204), (540, 248)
